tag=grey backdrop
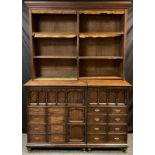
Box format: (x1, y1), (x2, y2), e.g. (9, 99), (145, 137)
(22, 0), (133, 133)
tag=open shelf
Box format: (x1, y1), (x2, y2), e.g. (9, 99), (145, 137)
(34, 77), (77, 81)
(33, 38), (76, 57)
(79, 76), (122, 80)
(33, 56), (77, 59)
(32, 14), (77, 33)
(79, 56), (123, 59)
(34, 59), (77, 79)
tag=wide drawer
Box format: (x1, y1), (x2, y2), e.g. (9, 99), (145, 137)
(48, 134), (65, 143)
(47, 125), (65, 134)
(28, 134), (46, 143)
(48, 107), (65, 115)
(88, 107), (107, 114)
(28, 115), (46, 124)
(108, 107), (127, 114)
(87, 134), (107, 143)
(48, 115), (65, 124)
(108, 125), (127, 133)
(27, 107), (46, 114)
(108, 115), (127, 124)
(108, 134), (127, 143)
(88, 125), (106, 133)
(88, 114), (107, 123)
(28, 124), (46, 133)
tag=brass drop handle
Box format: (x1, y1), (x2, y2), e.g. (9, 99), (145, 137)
(35, 137), (40, 140)
(114, 137), (120, 140)
(115, 127), (120, 131)
(94, 127), (100, 131)
(115, 118), (120, 122)
(94, 108), (100, 112)
(34, 109), (40, 112)
(34, 127), (39, 130)
(94, 118), (100, 122)
(94, 137), (100, 141)
(115, 109), (121, 113)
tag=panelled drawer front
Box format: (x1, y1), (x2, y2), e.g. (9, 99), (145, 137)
(48, 107), (65, 115)
(108, 134), (127, 143)
(28, 124), (46, 133)
(108, 125), (127, 133)
(87, 134), (107, 143)
(47, 125), (65, 134)
(88, 107), (107, 114)
(28, 115), (46, 124)
(88, 115), (107, 123)
(27, 107), (46, 114)
(48, 115), (64, 124)
(108, 115), (127, 124)
(88, 125), (106, 133)
(48, 134), (65, 143)
(108, 107), (127, 114)
(28, 134), (46, 143)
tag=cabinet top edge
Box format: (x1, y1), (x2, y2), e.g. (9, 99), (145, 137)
(24, 1), (132, 9)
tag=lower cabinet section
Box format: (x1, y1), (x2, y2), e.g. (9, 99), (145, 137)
(26, 86), (129, 149)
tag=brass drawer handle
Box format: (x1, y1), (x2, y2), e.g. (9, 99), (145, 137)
(35, 137), (41, 140)
(94, 118), (100, 122)
(94, 137), (100, 141)
(94, 127), (100, 131)
(94, 108), (100, 112)
(115, 127), (120, 131)
(114, 137), (120, 140)
(115, 109), (121, 113)
(115, 118), (120, 122)
(34, 127), (39, 130)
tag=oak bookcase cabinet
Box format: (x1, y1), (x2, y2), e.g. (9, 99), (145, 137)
(24, 1), (131, 151)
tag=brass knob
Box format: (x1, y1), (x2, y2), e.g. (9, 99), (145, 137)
(94, 137), (100, 141)
(115, 109), (121, 113)
(114, 137), (120, 140)
(94, 108), (100, 112)
(94, 127), (100, 131)
(94, 118), (100, 122)
(115, 118), (120, 122)
(115, 127), (120, 131)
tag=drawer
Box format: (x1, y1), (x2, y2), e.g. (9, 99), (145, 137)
(48, 107), (65, 115)
(108, 115), (127, 124)
(87, 134), (107, 143)
(108, 125), (127, 133)
(27, 107), (46, 114)
(108, 134), (127, 143)
(48, 115), (64, 124)
(48, 134), (65, 143)
(88, 115), (107, 123)
(88, 107), (107, 114)
(28, 124), (46, 133)
(108, 107), (127, 114)
(28, 134), (46, 143)
(88, 125), (106, 133)
(47, 125), (65, 134)
(28, 115), (46, 124)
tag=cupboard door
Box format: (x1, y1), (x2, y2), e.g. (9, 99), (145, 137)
(68, 125), (85, 143)
(68, 108), (85, 123)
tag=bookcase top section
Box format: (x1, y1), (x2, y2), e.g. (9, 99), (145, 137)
(25, 1), (132, 9)
(24, 80), (131, 87)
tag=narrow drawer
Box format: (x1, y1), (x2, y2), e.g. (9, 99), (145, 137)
(108, 115), (127, 124)
(88, 115), (107, 123)
(28, 124), (46, 133)
(88, 107), (107, 114)
(48, 134), (65, 143)
(27, 107), (46, 114)
(108, 134), (127, 143)
(87, 134), (107, 143)
(88, 125), (106, 133)
(28, 115), (46, 124)
(48, 107), (65, 115)
(28, 134), (46, 143)
(108, 107), (127, 114)
(48, 115), (64, 124)
(108, 125), (127, 133)
(47, 125), (65, 134)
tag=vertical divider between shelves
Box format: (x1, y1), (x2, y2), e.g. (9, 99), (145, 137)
(77, 11), (80, 80)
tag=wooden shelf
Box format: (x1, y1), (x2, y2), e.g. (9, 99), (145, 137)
(34, 77), (78, 81)
(80, 32), (124, 38)
(32, 32), (77, 38)
(32, 10), (76, 14)
(79, 56), (123, 59)
(79, 76), (122, 80)
(33, 56), (77, 59)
